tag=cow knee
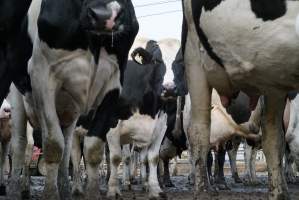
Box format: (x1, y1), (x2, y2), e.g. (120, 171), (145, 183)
(84, 136), (104, 165)
(148, 153), (159, 166)
(43, 138), (64, 163)
(111, 155), (122, 167)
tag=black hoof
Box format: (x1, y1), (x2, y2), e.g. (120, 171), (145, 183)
(0, 185), (6, 196)
(164, 181), (175, 188)
(21, 190), (30, 199)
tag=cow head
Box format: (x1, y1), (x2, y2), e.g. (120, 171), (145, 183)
(250, 0), (286, 20)
(80, 0), (128, 34)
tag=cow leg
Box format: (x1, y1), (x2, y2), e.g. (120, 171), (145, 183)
(0, 141), (9, 196)
(140, 147), (148, 191)
(184, 26), (214, 199)
(107, 130), (122, 198)
(284, 145), (296, 184)
(22, 123), (34, 199)
(163, 158), (174, 187)
(29, 52), (65, 200)
(250, 145), (259, 185)
(8, 85), (29, 199)
(207, 150), (213, 183)
(57, 123), (76, 200)
(228, 143), (242, 183)
(243, 142), (253, 185)
(262, 95), (289, 200)
(130, 150), (138, 185)
(122, 144), (131, 190)
(105, 142), (111, 183)
(214, 148), (229, 190)
(71, 132), (84, 196)
(84, 136), (105, 200)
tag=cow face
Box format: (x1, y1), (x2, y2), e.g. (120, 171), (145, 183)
(250, 0), (286, 20)
(80, 0), (123, 34)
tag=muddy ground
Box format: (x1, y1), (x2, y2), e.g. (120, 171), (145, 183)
(1, 174), (297, 200)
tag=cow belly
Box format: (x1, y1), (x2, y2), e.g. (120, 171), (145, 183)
(119, 113), (156, 148)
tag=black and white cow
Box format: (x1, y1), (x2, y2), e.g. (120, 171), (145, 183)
(106, 39), (168, 199)
(9, 0), (138, 200)
(0, 0), (32, 106)
(182, 0), (299, 199)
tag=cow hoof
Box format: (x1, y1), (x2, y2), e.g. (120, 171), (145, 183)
(107, 193), (123, 200)
(72, 187), (84, 197)
(214, 178), (230, 190)
(21, 190), (31, 199)
(215, 183), (230, 191)
(164, 182), (174, 187)
(233, 175), (243, 183)
(0, 185), (6, 196)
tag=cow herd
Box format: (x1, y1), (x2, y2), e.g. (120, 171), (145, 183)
(0, 0), (298, 200)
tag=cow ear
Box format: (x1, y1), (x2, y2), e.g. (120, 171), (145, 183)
(131, 47), (153, 65)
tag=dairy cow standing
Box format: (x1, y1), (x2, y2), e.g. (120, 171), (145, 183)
(9, 0), (138, 199)
(106, 39), (168, 199)
(182, 0), (299, 199)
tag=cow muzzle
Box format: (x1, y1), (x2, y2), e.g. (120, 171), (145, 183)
(87, 1), (121, 32)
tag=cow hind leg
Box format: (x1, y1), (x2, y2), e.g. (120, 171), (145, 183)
(140, 147), (148, 191)
(228, 141), (242, 183)
(71, 132), (84, 197)
(84, 136), (105, 200)
(214, 148), (230, 190)
(122, 144), (131, 191)
(284, 145), (296, 184)
(57, 122), (77, 200)
(262, 95), (290, 200)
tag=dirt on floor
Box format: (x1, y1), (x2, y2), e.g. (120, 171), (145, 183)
(0, 174), (297, 200)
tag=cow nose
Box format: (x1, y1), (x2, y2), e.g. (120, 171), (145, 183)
(4, 108), (11, 113)
(88, 7), (116, 30)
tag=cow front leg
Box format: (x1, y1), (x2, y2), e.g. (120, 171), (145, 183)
(71, 131), (84, 196)
(107, 130), (122, 198)
(262, 95), (290, 200)
(29, 56), (64, 200)
(8, 85), (29, 199)
(147, 112), (167, 199)
(214, 148), (229, 190)
(58, 122), (76, 200)
(84, 136), (105, 200)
